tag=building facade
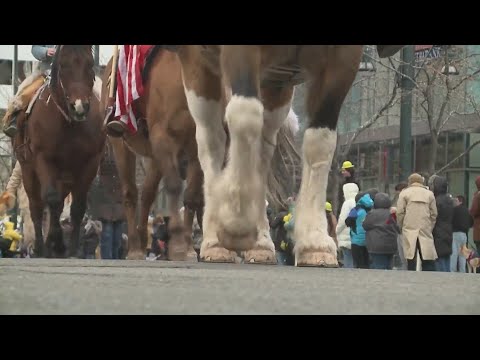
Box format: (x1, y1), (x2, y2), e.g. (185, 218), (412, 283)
(329, 45), (480, 241)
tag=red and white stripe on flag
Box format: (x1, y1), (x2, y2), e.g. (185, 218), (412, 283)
(114, 45), (152, 133)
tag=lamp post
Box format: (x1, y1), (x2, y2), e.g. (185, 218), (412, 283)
(359, 46), (376, 72)
(399, 45), (415, 182)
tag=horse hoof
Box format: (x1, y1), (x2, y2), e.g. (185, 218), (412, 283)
(243, 249), (277, 265)
(126, 250), (145, 260)
(200, 246), (237, 263)
(295, 251), (338, 268)
(186, 248), (199, 263)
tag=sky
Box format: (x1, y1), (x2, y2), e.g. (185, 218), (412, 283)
(0, 45), (114, 65)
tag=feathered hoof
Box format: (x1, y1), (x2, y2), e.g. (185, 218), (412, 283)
(201, 246), (237, 263)
(243, 249), (277, 265)
(295, 251), (338, 268)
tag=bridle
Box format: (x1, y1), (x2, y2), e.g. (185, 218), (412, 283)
(47, 45), (95, 123)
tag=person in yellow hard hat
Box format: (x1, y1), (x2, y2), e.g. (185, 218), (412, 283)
(341, 161), (355, 180)
(325, 201), (338, 246)
(337, 160), (360, 218)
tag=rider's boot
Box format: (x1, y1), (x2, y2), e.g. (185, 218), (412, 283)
(104, 105), (128, 138)
(3, 112), (19, 138)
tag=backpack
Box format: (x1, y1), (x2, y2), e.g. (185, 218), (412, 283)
(345, 206), (359, 233)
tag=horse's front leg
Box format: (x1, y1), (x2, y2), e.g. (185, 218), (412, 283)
(293, 46), (362, 267)
(35, 154), (65, 258)
(21, 162), (45, 257)
(109, 137), (141, 260)
(177, 46), (236, 263)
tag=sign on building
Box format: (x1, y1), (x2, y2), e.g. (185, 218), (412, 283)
(414, 45), (443, 63)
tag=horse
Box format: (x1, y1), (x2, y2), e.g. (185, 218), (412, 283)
(173, 45), (404, 266)
(12, 45), (106, 258)
(100, 48), (203, 260)
(100, 47), (301, 261)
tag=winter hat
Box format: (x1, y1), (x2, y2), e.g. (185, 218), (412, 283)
(408, 173), (424, 186)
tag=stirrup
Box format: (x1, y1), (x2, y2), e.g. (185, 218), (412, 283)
(106, 120), (127, 138)
(3, 117), (18, 138)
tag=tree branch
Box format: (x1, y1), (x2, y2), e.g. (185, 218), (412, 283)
(434, 138), (480, 175)
(340, 81), (400, 157)
(365, 54), (422, 90)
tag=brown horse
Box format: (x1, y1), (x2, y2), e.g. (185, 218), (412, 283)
(100, 48), (203, 260)
(174, 45), (404, 266)
(13, 45), (106, 258)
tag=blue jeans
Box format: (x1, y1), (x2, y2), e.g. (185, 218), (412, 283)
(435, 256), (451, 272)
(370, 254), (394, 270)
(395, 235), (407, 270)
(276, 251), (287, 265)
(450, 232), (467, 272)
(342, 248), (354, 269)
(100, 220), (123, 260)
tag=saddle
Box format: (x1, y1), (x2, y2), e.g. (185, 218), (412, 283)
(25, 80), (48, 117)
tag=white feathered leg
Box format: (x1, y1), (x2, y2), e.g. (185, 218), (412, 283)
(293, 127), (338, 267)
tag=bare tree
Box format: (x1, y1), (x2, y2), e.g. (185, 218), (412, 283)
(336, 45), (480, 189)
(330, 51), (403, 213)
(410, 45), (480, 176)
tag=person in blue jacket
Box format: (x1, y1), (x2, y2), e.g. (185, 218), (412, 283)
(345, 192), (374, 268)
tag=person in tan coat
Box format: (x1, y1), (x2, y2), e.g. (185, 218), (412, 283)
(5, 161), (34, 253)
(396, 173), (438, 271)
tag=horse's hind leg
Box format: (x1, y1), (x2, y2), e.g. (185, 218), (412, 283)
(293, 46), (362, 267)
(150, 126), (188, 261)
(44, 187), (65, 258)
(242, 85), (295, 264)
(137, 158), (162, 255)
(68, 191), (88, 258)
(183, 131), (204, 260)
(178, 47), (236, 263)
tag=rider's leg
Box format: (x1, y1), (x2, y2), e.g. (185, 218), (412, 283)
(3, 74), (46, 138)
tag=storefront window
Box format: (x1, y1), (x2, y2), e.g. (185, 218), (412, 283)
(414, 134), (446, 175)
(446, 132), (466, 169)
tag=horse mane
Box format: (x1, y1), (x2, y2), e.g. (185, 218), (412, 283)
(50, 45), (95, 90)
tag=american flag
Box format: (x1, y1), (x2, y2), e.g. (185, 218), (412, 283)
(114, 45), (154, 133)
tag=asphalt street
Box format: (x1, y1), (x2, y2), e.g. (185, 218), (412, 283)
(1, 258), (479, 314)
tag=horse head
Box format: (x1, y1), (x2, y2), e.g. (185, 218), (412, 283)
(50, 45), (95, 122)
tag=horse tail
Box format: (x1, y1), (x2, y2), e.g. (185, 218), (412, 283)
(266, 107), (301, 211)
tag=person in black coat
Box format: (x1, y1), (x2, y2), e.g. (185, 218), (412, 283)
(451, 195), (473, 272)
(363, 193), (400, 270)
(430, 175), (454, 272)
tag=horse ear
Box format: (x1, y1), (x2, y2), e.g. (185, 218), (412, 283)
(376, 45), (405, 58)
